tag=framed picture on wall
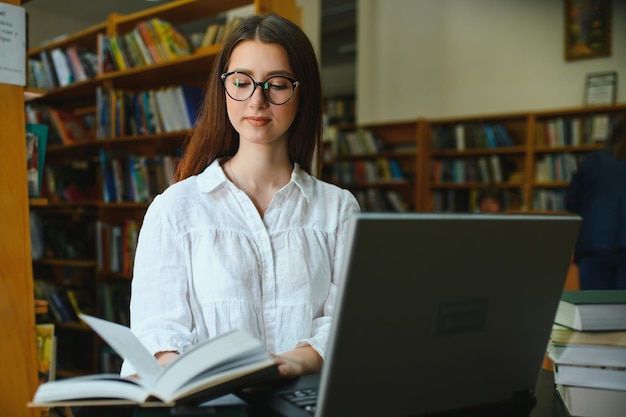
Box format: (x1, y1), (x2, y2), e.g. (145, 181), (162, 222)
(584, 71), (617, 105)
(565, 0), (612, 61)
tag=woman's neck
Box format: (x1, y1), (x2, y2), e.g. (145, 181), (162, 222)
(225, 149), (293, 217)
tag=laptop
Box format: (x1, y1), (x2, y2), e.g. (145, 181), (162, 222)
(238, 213), (581, 417)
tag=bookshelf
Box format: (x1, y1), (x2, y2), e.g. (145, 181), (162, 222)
(423, 112), (528, 213)
(1, 3), (40, 417)
(529, 105), (625, 212)
(323, 104), (626, 214)
(323, 120), (421, 212)
(26, 0), (298, 376)
(423, 105), (626, 213)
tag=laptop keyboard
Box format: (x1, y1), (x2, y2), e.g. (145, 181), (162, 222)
(281, 387), (318, 413)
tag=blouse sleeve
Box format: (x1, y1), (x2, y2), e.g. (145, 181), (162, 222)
(297, 190), (361, 359)
(120, 194), (196, 376)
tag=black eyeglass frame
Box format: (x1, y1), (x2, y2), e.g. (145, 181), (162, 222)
(220, 71), (300, 105)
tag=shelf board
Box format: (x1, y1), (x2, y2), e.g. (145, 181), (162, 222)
(29, 198), (48, 206)
(430, 145), (527, 157)
(430, 181), (525, 190)
(533, 143), (604, 153)
(33, 258), (97, 268)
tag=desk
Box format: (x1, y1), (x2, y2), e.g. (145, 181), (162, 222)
(63, 370), (567, 417)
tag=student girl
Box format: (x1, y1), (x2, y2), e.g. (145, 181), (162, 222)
(121, 14), (360, 379)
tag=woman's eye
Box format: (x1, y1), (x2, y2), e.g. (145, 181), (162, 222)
(233, 79), (251, 88)
(270, 80), (289, 90)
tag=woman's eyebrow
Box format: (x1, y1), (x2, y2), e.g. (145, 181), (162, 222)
(229, 69), (295, 77)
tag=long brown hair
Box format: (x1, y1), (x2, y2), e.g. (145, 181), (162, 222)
(173, 14), (323, 182)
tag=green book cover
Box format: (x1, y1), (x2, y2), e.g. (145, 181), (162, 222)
(561, 290), (626, 305)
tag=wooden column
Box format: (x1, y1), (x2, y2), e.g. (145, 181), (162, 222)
(0, 0), (39, 416)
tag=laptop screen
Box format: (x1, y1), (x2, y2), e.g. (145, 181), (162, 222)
(315, 213), (580, 417)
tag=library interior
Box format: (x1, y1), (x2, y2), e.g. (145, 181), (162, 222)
(2, 0), (625, 416)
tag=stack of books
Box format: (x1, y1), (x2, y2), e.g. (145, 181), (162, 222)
(549, 290), (626, 417)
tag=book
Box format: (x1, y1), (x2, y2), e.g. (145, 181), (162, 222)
(554, 363), (626, 390)
(66, 289), (95, 317)
(556, 384), (626, 417)
(35, 323), (56, 385)
(47, 108), (93, 145)
(30, 314), (278, 406)
(34, 280), (79, 323)
(548, 327), (626, 367)
(108, 35), (129, 71)
(50, 48), (74, 86)
(25, 123), (48, 197)
(64, 45), (88, 82)
(554, 290), (626, 331)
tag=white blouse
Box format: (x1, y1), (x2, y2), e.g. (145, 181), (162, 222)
(121, 160), (360, 376)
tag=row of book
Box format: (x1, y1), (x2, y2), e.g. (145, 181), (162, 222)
(333, 129), (385, 156)
(532, 189), (567, 212)
(96, 219), (139, 275)
(28, 45), (98, 89)
(41, 157), (100, 203)
(26, 104), (94, 146)
(324, 95), (356, 126)
(96, 85), (203, 139)
(99, 151), (179, 203)
(432, 188), (522, 213)
(548, 290), (626, 417)
(34, 279), (94, 324)
(431, 155), (513, 184)
(99, 18), (192, 73)
(535, 113), (618, 147)
(98, 281), (131, 327)
(534, 153), (580, 183)
(189, 16), (243, 49)
(333, 159), (405, 186)
(431, 123), (515, 151)
(353, 189), (409, 213)
(28, 14), (246, 90)
(35, 280), (130, 373)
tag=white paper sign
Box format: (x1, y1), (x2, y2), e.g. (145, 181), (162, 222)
(0, 3), (26, 86)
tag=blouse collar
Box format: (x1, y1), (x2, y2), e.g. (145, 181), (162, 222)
(196, 159), (313, 203)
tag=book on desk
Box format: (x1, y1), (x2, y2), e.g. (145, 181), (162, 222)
(29, 314), (278, 407)
(549, 290), (626, 417)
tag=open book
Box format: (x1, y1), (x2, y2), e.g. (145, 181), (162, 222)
(30, 314), (278, 407)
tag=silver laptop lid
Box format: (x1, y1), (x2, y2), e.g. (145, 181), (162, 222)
(317, 213), (581, 417)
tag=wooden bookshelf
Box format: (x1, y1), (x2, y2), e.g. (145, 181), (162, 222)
(323, 104), (626, 215)
(323, 120), (420, 212)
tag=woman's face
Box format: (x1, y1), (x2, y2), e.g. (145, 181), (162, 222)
(224, 40), (299, 148)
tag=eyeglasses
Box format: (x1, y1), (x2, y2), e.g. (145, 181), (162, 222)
(221, 71), (300, 105)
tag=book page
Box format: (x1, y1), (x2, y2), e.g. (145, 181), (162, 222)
(80, 314), (162, 385)
(151, 330), (269, 400)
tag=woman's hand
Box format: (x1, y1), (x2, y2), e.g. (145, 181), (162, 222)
(155, 350), (180, 366)
(272, 345), (322, 378)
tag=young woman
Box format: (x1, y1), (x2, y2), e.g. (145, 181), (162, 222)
(120, 14), (360, 379)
